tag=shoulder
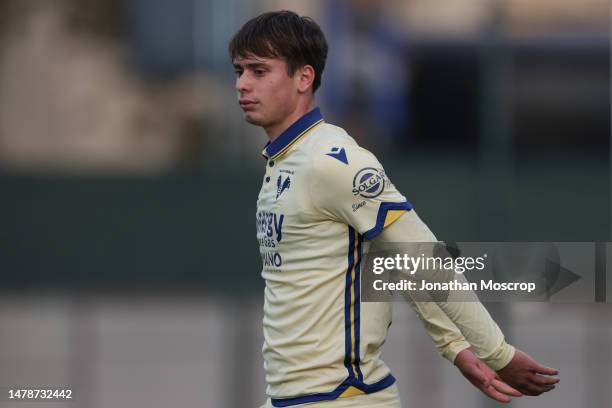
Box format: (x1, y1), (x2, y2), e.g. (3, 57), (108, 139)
(308, 123), (382, 176)
(304, 124), (388, 205)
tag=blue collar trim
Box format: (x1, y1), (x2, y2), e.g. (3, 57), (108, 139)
(262, 107), (324, 159)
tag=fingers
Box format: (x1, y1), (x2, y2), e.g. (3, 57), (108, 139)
(529, 374), (560, 386)
(522, 373), (559, 395)
(479, 383), (512, 403)
(471, 365), (522, 403)
(523, 352), (559, 375)
(517, 387), (538, 397)
(529, 379), (556, 394)
(513, 375), (558, 396)
(466, 364), (490, 388)
(490, 379), (523, 397)
(531, 361), (559, 375)
(461, 363), (512, 402)
(522, 382), (556, 396)
(499, 350), (560, 397)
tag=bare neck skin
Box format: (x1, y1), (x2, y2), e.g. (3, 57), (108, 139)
(265, 99), (316, 142)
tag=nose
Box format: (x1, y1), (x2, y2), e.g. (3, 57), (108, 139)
(236, 72), (252, 94)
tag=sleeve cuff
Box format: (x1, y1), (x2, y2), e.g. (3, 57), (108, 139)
(440, 339), (471, 364)
(480, 342), (516, 371)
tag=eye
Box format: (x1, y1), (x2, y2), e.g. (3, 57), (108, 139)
(234, 69), (243, 77)
(254, 69), (266, 76)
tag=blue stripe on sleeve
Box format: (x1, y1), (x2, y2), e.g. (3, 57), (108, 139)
(362, 201), (413, 241)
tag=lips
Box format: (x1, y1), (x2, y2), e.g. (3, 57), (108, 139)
(239, 100), (258, 109)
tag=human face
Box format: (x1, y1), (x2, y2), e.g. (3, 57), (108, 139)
(233, 54), (300, 136)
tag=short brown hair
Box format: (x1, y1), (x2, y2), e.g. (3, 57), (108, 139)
(229, 10), (328, 93)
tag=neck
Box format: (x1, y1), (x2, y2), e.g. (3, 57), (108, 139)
(265, 99), (316, 141)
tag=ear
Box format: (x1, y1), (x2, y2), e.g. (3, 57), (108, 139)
(296, 65), (315, 94)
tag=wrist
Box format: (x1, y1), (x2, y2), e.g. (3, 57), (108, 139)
(485, 343), (516, 371)
(444, 340), (471, 365)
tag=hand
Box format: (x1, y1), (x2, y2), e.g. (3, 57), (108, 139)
(455, 348), (523, 403)
(497, 349), (560, 396)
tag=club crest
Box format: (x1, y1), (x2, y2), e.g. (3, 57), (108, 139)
(276, 175), (291, 200)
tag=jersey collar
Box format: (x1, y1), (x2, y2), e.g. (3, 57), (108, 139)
(262, 107), (324, 160)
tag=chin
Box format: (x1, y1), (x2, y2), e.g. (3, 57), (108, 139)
(244, 112), (265, 126)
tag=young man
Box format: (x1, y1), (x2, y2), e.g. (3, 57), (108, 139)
(230, 11), (559, 408)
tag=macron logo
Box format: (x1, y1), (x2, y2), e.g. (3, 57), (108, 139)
(326, 147), (348, 165)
